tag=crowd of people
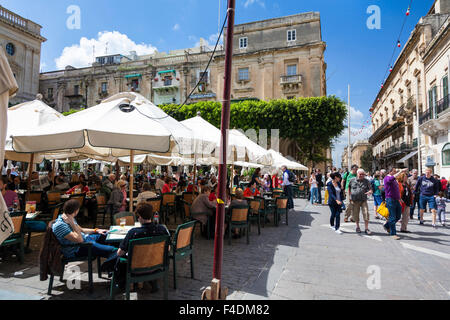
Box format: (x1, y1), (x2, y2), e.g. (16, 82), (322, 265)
(318, 165), (448, 239)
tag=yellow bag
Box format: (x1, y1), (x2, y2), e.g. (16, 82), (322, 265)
(324, 189), (329, 204)
(377, 202), (389, 219)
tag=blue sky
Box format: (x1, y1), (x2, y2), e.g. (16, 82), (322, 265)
(3, 0), (434, 167)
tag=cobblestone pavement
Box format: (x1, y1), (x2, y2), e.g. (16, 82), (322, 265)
(1, 197), (449, 300)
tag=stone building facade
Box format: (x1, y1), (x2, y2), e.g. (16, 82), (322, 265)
(39, 12), (328, 168)
(369, 0), (450, 172)
(420, 4), (450, 178)
(0, 6), (46, 105)
(341, 140), (371, 170)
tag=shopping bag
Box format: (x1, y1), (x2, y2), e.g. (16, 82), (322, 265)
(377, 202), (389, 219)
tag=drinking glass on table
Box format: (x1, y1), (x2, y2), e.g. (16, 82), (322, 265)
(120, 218), (126, 228)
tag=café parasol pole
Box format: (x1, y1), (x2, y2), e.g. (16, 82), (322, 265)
(213, 0), (235, 284)
(129, 150), (134, 212)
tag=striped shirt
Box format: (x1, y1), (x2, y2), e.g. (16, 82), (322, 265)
(52, 215), (86, 258)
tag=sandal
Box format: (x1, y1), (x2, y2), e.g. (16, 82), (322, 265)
(365, 229), (372, 235)
(356, 227), (361, 233)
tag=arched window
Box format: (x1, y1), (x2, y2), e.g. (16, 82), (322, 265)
(442, 143), (450, 166)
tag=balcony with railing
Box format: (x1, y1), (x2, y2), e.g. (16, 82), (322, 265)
(0, 6), (44, 38)
(369, 121), (390, 144)
(280, 74), (302, 85)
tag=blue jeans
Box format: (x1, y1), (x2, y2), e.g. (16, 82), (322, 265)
(310, 187), (319, 204)
(75, 234), (117, 259)
(329, 205), (341, 231)
(317, 186), (322, 204)
(385, 198), (402, 236)
(419, 195), (437, 210)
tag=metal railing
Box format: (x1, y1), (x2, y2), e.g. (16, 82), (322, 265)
(419, 109), (432, 125)
(436, 94), (450, 115)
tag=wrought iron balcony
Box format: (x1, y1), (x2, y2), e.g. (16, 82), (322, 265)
(436, 94), (450, 115)
(419, 109), (432, 125)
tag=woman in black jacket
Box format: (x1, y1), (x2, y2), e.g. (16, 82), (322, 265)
(327, 172), (345, 234)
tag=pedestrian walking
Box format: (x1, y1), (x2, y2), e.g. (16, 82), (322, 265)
(348, 169), (373, 234)
(316, 169), (323, 204)
(327, 172), (344, 234)
(309, 172), (319, 205)
(372, 173), (384, 220)
(415, 168), (440, 227)
(342, 165), (358, 222)
(435, 191), (449, 227)
(383, 167), (402, 240)
(397, 172), (412, 233)
(408, 169), (420, 220)
(281, 166), (294, 210)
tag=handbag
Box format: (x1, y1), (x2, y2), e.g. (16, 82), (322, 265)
(377, 202), (389, 219)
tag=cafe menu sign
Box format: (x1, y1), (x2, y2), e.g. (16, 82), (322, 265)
(0, 197), (14, 245)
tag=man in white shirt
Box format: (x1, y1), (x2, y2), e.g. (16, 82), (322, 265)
(281, 166), (294, 210)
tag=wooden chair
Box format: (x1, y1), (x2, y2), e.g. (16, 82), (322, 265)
(146, 197), (162, 219)
(110, 235), (170, 300)
(47, 191), (61, 206)
(169, 220), (197, 289)
(248, 198), (262, 235)
(27, 192), (43, 210)
(0, 211), (26, 263)
(113, 212), (136, 226)
(182, 192), (197, 205)
(181, 200), (192, 221)
(272, 189), (284, 199)
(226, 205), (250, 245)
(94, 194), (108, 228)
(161, 193), (177, 224)
(255, 196), (269, 228)
(274, 197), (289, 227)
(25, 203), (63, 248)
(298, 183), (307, 199)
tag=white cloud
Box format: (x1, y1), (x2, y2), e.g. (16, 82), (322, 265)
(350, 106), (364, 120)
(173, 24), (180, 31)
(244, 0), (265, 8)
(54, 31), (157, 69)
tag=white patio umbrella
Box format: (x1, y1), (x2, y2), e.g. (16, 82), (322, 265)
(267, 149), (308, 171)
(5, 98), (63, 163)
(12, 92), (205, 211)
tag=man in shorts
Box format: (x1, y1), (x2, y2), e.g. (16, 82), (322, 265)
(415, 168), (439, 227)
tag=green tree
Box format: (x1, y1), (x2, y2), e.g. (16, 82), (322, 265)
(360, 146), (374, 173)
(161, 96), (347, 169)
(63, 108), (85, 116)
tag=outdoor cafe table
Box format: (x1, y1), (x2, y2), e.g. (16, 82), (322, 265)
(105, 222), (170, 245)
(105, 223), (142, 245)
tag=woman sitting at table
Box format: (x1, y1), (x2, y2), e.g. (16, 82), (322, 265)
(0, 178), (18, 208)
(230, 188), (247, 207)
(243, 182), (261, 198)
(52, 199), (116, 260)
(191, 186), (216, 237)
(136, 183), (157, 204)
(107, 180), (127, 215)
(66, 181), (90, 195)
(161, 177), (172, 194)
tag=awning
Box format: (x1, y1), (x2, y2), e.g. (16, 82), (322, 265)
(124, 74), (142, 78)
(397, 151), (418, 164)
(158, 70), (176, 75)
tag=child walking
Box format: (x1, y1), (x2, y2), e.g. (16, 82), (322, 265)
(435, 191), (449, 227)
